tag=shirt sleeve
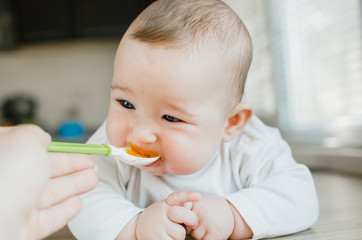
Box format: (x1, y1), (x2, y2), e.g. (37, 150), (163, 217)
(224, 132), (319, 239)
(68, 125), (143, 240)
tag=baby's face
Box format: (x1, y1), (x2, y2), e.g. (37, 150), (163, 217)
(106, 38), (229, 175)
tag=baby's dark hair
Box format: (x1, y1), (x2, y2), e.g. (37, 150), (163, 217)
(126, 0), (253, 105)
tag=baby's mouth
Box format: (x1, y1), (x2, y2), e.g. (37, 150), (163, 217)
(126, 142), (159, 158)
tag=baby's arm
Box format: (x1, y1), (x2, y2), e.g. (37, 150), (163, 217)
(224, 136), (319, 239)
(188, 134), (318, 239)
(117, 191), (200, 240)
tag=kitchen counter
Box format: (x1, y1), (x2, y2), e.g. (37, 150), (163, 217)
(46, 170), (362, 240)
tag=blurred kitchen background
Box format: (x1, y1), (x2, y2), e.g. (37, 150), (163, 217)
(1, 0), (362, 173)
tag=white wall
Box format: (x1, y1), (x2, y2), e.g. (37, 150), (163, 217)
(0, 38), (119, 131)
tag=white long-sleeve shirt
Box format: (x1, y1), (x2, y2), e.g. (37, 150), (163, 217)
(68, 116), (319, 239)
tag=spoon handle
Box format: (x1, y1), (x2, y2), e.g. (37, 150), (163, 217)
(49, 142), (112, 157)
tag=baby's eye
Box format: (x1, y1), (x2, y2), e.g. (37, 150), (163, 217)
(163, 115), (183, 123)
(117, 99), (135, 109)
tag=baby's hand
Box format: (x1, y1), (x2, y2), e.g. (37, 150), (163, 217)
(188, 194), (234, 239)
(136, 191), (200, 240)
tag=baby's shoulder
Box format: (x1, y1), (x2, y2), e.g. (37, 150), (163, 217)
(234, 115), (282, 146)
(222, 116), (291, 167)
(223, 116), (288, 161)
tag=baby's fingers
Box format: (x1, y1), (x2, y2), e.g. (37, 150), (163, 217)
(167, 205), (199, 230)
(166, 191), (201, 207)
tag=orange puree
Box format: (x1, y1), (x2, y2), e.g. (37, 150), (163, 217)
(126, 142), (158, 158)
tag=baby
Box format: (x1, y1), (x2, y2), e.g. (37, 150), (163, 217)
(69, 0), (319, 239)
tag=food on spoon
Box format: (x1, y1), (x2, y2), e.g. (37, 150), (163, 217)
(126, 142), (158, 158)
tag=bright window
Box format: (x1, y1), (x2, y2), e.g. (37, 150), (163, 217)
(223, 0), (362, 147)
(267, 0), (362, 148)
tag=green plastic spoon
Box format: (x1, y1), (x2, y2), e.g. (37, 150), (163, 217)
(48, 142), (160, 166)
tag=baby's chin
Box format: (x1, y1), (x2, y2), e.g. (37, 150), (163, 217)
(138, 160), (202, 176)
(138, 163), (168, 175)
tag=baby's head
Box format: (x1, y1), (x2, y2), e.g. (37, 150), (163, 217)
(128, 0), (253, 109)
(106, 0), (253, 175)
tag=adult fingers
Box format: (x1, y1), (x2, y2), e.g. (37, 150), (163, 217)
(167, 205), (199, 230)
(38, 168), (97, 209)
(35, 196), (82, 239)
(2, 124), (51, 147)
(165, 191), (201, 206)
(22, 124), (51, 146)
(49, 153), (95, 178)
(17, 124), (51, 146)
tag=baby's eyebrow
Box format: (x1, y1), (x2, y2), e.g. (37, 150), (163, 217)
(111, 84), (132, 93)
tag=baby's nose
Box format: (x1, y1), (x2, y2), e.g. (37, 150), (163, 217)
(129, 120), (157, 144)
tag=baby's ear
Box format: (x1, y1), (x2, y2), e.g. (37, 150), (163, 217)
(222, 102), (253, 142)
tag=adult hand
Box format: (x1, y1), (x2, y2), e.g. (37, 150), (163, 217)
(0, 125), (98, 240)
(27, 152), (97, 239)
(135, 191), (200, 240)
(0, 125), (51, 240)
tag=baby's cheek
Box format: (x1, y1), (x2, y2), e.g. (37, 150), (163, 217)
(106, 117), (128, 147)
(161, 139), (186, 172)
(163, 139), (208, 174)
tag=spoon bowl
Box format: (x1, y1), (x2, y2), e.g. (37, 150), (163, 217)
(109, 145), (160, 166)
